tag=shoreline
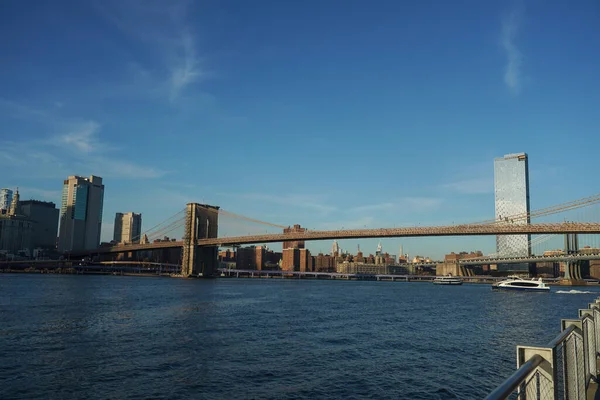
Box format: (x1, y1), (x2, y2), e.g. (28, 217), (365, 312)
(1, 269), (597, 287)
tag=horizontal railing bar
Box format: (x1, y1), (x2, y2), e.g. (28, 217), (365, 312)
(484, 354), (544, 400)
(547, 324), (578, 348)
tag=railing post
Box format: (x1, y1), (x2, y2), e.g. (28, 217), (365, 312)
(517, 346), (555, 399)
(579, 309), (598, 385)
(562, 319), (585, 400)
(594, 306), (600, 360)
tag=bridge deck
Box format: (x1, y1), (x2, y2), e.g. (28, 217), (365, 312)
(73, 222), (600, 256)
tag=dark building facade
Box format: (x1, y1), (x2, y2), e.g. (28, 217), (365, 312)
(20, 200), (59, 249)
(314, 253), (336, 272)
(235, 246), (282, 270)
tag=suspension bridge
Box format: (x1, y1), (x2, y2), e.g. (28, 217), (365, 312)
(70, 193), (600, 277)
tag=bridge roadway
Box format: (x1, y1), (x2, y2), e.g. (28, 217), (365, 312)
(82, 222), (600, 256)
(459, 253), (600, 265)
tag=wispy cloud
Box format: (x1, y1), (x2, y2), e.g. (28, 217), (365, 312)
(58, 121), (102, 153)
(0, 100), (168, 179)
(349, 198), (443, 214)
(169, 32), (203, 102)
(441, 178), (492, 195)
(317, 217), (376, 231)
(219, 192), (337, 214)
(501, 10), (523, 94)
(348, 202), (396, 213)
(94, 0), (205, 103)
(0, 98), (57, 124)
(16, 187), (62, 202)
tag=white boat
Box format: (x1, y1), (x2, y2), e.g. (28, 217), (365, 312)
(433, 274), (463, 285)
(492, 275), (550, 292)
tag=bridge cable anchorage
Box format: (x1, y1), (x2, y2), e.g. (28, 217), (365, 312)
(468, 192), (600, 226)
(195, 204), (288, 229)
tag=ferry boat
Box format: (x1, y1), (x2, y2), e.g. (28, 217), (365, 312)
(492, 276), (550, 292)
(433, 275), (463, 285)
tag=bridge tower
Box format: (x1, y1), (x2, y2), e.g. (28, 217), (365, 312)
(181, 203), (219, 278)
(564, 233), (579, 255)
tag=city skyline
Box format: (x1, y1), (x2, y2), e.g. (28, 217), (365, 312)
(1, 149), (595, 260)
(1, 1), (599, 259)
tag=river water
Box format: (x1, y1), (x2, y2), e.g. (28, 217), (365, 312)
(1, 274), (598, 399)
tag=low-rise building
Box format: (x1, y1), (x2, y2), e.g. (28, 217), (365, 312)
(336, 262), (408, 275)
(236, 246), (282, 270)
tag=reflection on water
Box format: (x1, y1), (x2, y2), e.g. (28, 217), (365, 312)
(0, 274), (596, 399)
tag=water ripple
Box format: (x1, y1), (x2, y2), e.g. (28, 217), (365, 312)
(0, 275), (595, 399)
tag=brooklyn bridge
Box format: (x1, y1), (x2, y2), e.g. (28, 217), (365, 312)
(60, 193), (600, 277)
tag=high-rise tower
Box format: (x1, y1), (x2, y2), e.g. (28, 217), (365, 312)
(494, 153), (531, 257)
(113, 212), (142, 244)
(8, 189), (19, 216)
(0, 188), (13, 212)
(58, 175), (105, 252)
(331, 240), (339, 256)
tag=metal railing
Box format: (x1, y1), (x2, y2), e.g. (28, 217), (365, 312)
(486, 298), (600, 399)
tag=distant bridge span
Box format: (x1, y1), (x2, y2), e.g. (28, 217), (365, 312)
(83, 222), (600, 255)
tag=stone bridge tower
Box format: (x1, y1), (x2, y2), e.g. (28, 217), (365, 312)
(182, 203), (219, 277)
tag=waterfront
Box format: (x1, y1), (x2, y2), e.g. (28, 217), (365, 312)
(1, 275), (600, 399)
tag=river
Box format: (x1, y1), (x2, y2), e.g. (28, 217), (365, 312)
(1, 274), (598, 399)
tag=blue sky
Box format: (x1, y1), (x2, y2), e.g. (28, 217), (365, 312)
(1, 0), (599, 259)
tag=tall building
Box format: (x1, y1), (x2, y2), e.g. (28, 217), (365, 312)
(0, 188), (13, 212)
(20, 200), (59, 249)
(58, 175), (105, 252)
(331, 240), (339, 256)
(113, 212), (142, 244)
(282, 247), (312, 271)
(494, 153), (531, 257)
(0, 190), (33, 255)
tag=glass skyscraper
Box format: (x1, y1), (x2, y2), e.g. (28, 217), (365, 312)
(58, 175), (105, 252)
(494, 153), (531, 257)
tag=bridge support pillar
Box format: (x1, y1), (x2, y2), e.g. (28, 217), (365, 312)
(565, 233), (579, 255)
(181, 203), (219, 278)
(562, 260), (588, 285)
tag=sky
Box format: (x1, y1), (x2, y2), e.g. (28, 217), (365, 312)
(1, 0), (599, 259)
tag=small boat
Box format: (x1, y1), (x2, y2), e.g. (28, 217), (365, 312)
(492, 275), (550, 292)
(433, 274), (463, 285)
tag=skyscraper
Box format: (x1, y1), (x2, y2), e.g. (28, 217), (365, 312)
(58, 175), (105, 252)
(494, 153), (531, 257)
(0, 188), (13, 211)
(113, 212), (142, 244)
(331, 240), (339, 256)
